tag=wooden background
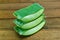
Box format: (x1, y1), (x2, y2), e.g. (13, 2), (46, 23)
(0, 0), (60, 40)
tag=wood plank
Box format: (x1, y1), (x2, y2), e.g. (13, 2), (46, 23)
(0, 19), (14, 29)
(0, 2), (60, 10)
(39, 2), (60, 9)
(39, 0), (60, 2)
(0, 18), (60, 29)
(0, 10), (15, 18)
(0, 30), (21, 40)
(45, 9), (60, 17)
(0, 9), (60, 18)
(0, 0), (60, 4)
(0, 29), (60, 40)
(0, 0), (22, 3)
(46, 18), (60, 29)
(0, 0), (38, 3)
(0, 0), (40, 3)
(0, 3), (32, 10)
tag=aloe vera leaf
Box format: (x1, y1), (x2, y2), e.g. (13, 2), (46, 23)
(13, 3), (44, 22)
(21, 14), (44, 29)
(14, 20), (46, 36)
(13, 14), (44, 29)
(21, 9), (44, 22)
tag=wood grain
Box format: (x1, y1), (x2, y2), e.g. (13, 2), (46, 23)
(0, 0), (39, 3)
(0, 19), (14, 29)
(39, 0), (60, 2)
(0, 3), (32, 10)
(45, 9), (60, 17)
(0, 9), (60, 18)
(0, 18), (60, 29)
(0, 2), (60, 10)
(0, 0), (60, 4)
(0, 29), (60, 40)
(0, 10), (15, 18)
(0, 30), (21, 40)
(0, 0), (60, 40)
(36, 2), (60, 9)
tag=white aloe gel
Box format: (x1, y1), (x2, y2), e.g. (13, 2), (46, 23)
(13, 14), (44, 29)
(14, 20), (46, 36)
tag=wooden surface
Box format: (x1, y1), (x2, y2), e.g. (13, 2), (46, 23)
(0, 0), (60, 40)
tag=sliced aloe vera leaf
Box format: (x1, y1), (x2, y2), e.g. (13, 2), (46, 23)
(13, 3), (44, 22)
(13, 14), (44, 29)
(14, 20), (46, 36)
(21, 9), (44, 22)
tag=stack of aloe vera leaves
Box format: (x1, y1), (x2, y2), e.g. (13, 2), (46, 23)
(13, 3), (46, 36)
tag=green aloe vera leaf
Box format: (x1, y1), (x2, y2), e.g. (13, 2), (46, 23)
(13, 14), (45, 29)
(21, 9), (44, 22)
(13, 3), (44, 22)
(14, 20), (46, 36)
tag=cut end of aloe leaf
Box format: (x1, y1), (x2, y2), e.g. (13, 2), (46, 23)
(14, 20), (46, 36)
(13, 14), (45, 29)
(20, 14), (45, 29)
